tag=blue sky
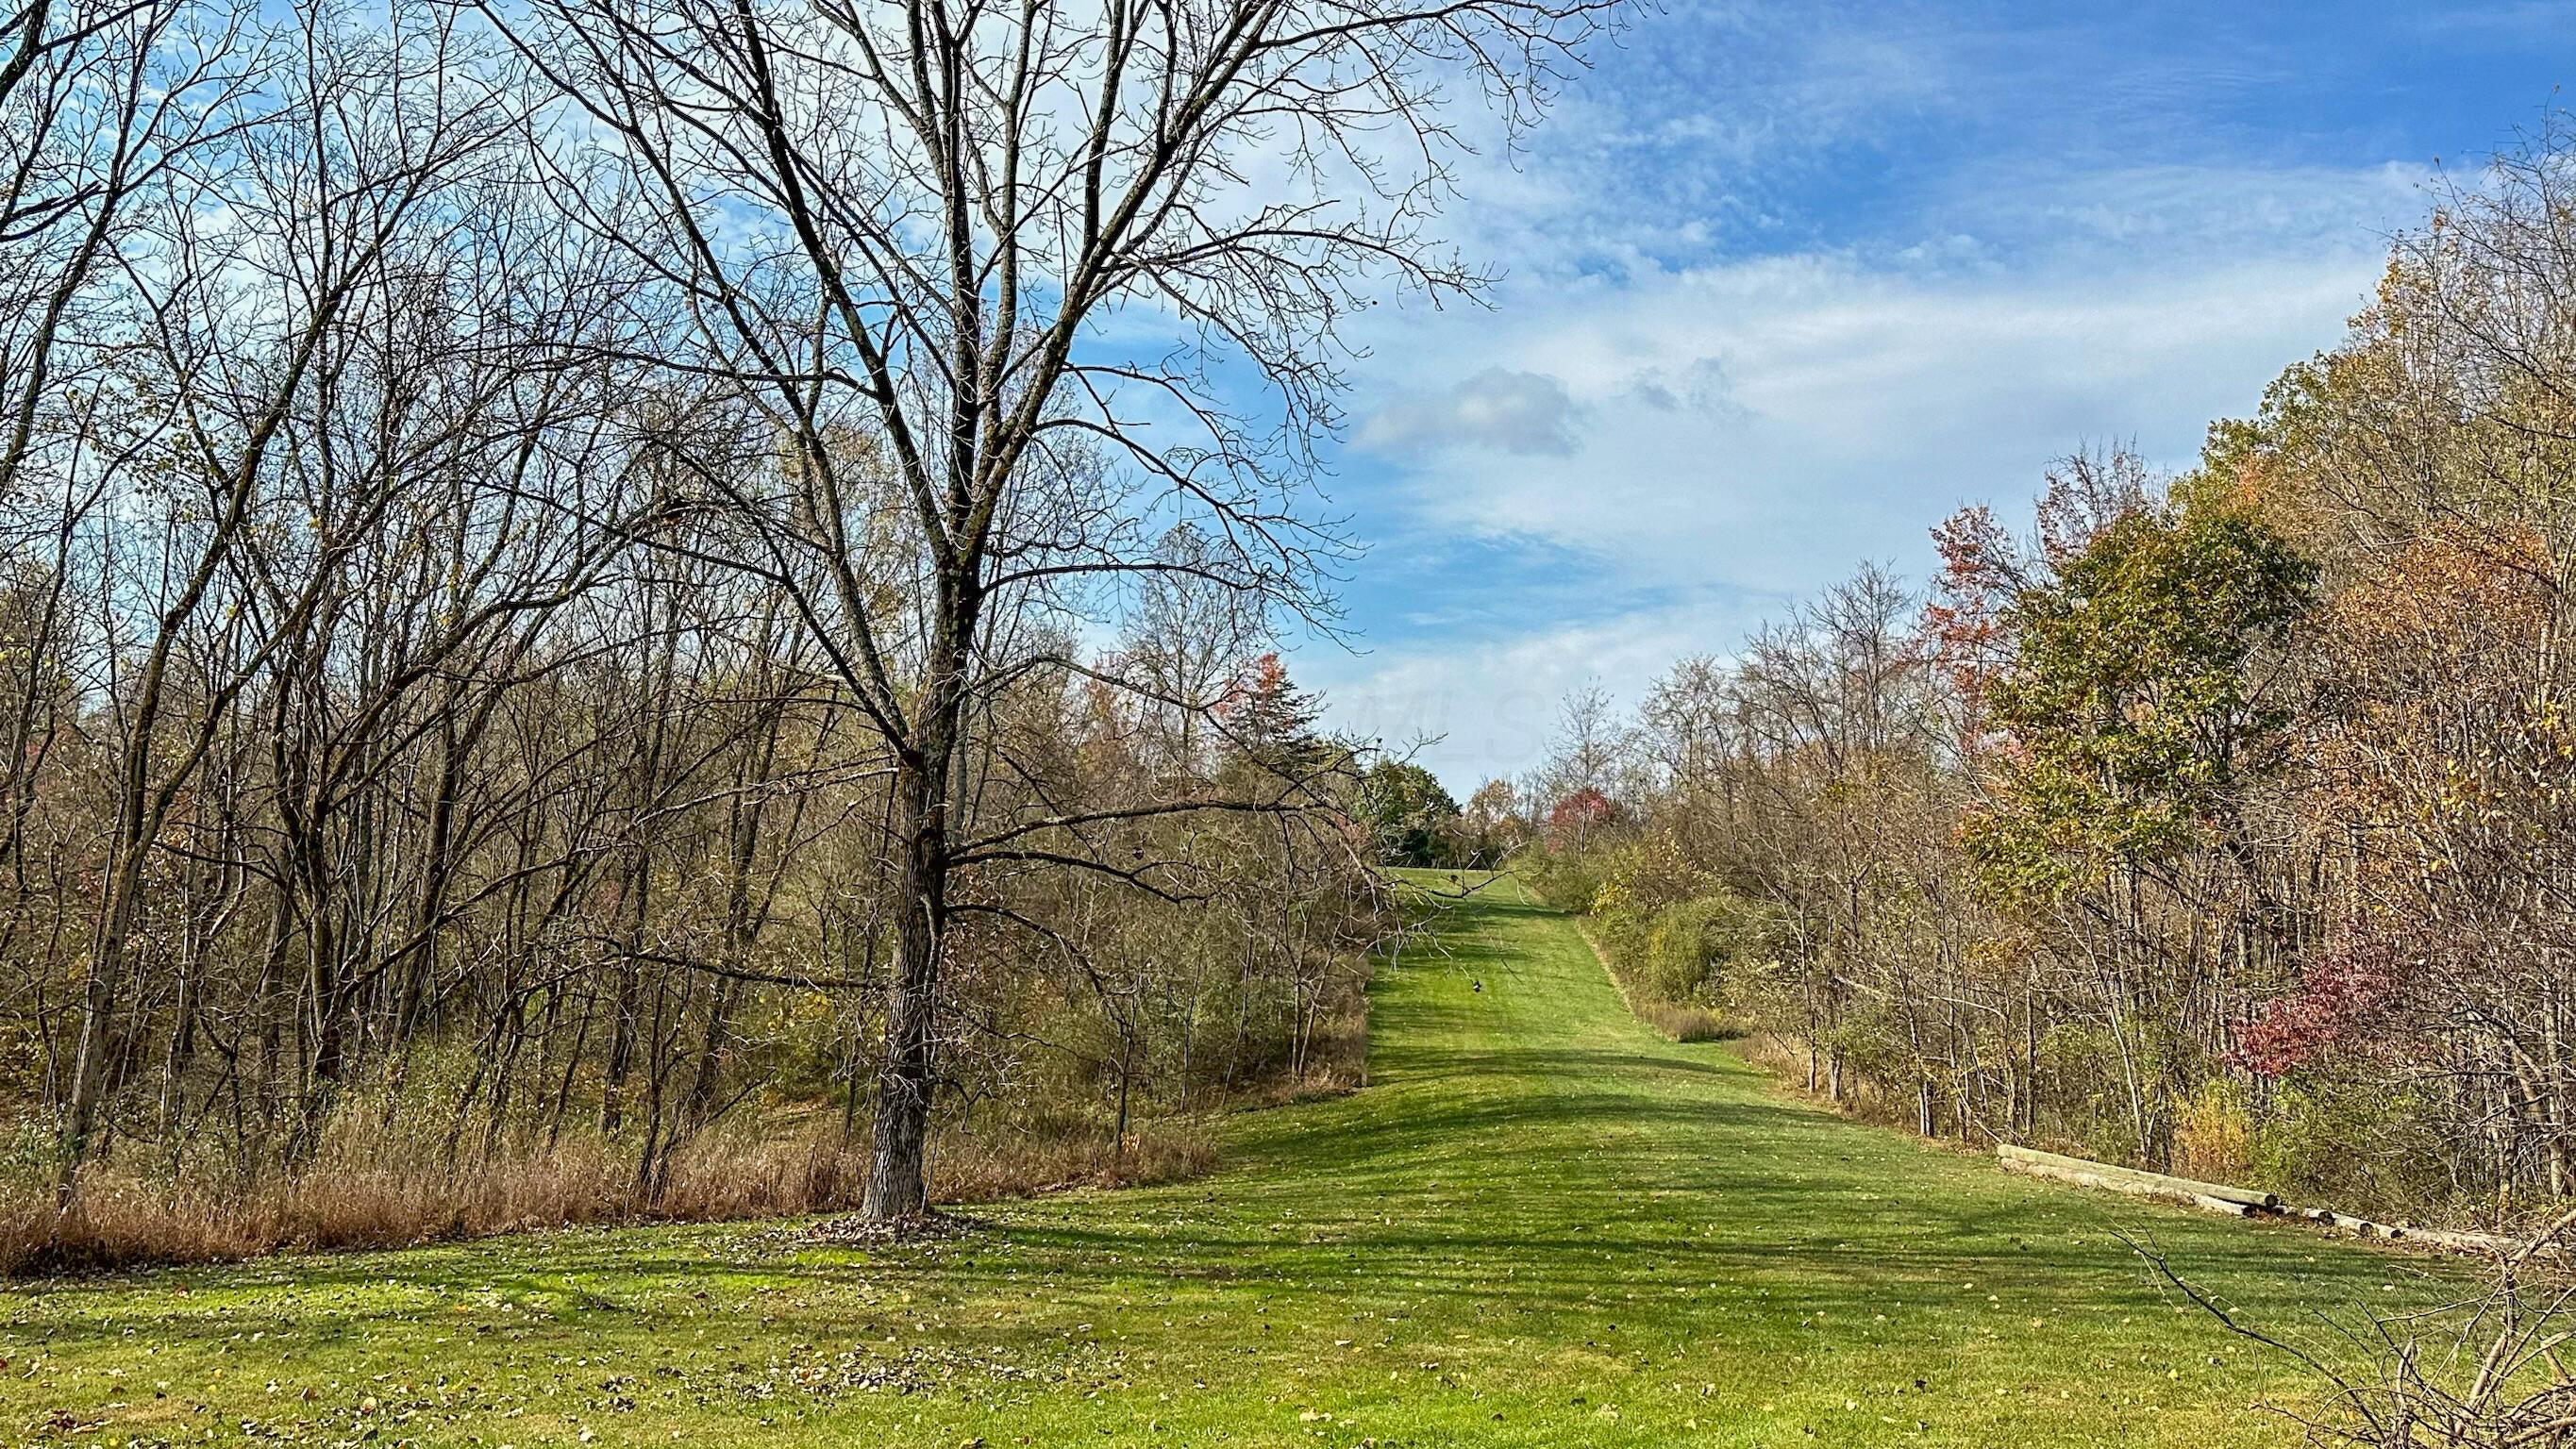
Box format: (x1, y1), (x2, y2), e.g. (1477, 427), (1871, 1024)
(1280, 0), (2576, 791)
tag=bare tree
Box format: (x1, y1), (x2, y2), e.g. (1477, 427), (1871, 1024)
(486, 0), (1620, 1218)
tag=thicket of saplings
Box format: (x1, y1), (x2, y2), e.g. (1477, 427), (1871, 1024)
(0, 599), (1386, 1272)
(1495, 126), (2576, 1234)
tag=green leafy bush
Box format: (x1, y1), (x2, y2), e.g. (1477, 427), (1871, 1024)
(1639, 893), (1784, 1004)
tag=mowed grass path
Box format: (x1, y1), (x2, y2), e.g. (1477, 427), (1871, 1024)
(5, 874), (2438, 1447)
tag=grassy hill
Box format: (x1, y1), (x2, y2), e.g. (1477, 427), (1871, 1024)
(2, 873), (2445, 1446)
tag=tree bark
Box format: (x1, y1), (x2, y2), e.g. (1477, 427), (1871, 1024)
(863, 748), (948, 1218)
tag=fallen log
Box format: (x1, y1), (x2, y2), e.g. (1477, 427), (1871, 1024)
(1997, 1146), (2553, 1257)
(1997, 1147), (2267, 1218)
(2400, 1225), (2521, 1256)
(1998, 1144), (2280, 1210)
(1999, 1147), (2566, 1260)
(2292, 1206), (2406, 1239)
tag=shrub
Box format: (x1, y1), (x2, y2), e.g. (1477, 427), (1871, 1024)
(2172, 1077), (2254, 1185)
(1639, 894), (1781, 1002)
(2248, 1078), (2456, 1220)
(1521, 846), (1609, 915)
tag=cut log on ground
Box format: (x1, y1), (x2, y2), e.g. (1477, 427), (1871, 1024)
(1997, 1144), (2280, 1211)
(1997, 1146), (2269, 1218)
(2293, 1206), (2406, 1239)
(2400, 1225), (2521, 1256)
(1999, 1148), (2553, 1258)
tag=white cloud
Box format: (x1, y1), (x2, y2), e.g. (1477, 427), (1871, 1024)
(1926, 161), (2428, 260)
(1354, 367), (1584, 458)
(1387, 243), (2387, 591)
(1312, 161), (2423, 789)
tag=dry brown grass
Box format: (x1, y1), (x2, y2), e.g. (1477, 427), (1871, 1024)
(0, 1127), (856, 1276)
(1, 969), (1372, 1278)
(1636, 1000), (1738, 1043)
(0, 1111), (1232, 1277)
(1728, 1030), (1813, 1085)
(1226, 1025), (1370, 1111)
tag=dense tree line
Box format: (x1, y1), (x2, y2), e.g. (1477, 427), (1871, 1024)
(0, 0), (1614, 1264)
(1506, 123), (2576, 1225)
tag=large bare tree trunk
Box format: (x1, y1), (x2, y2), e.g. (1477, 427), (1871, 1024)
(864, 745), (949, 1219)
(861, 545), (979, 1218)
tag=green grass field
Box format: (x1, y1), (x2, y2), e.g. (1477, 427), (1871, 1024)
(3, 874), (2448, 1446)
